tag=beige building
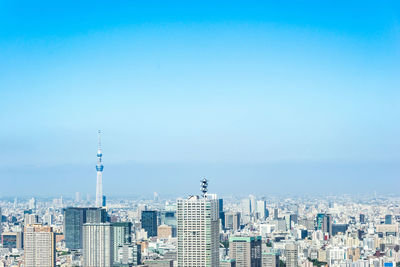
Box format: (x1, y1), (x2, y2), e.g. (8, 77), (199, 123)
(24, 224), (55, 267)
(157, 225), (172, 239)
(285, 243), (298, 267)
(229, 236), (262, 267)
(262, 251), (279, 267)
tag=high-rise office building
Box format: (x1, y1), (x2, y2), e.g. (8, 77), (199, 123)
(241, 199), (251, 215)
(25, 214), (39, 225)
(24, 224), (56, 267)
(219, 198), (225, 229)
(256, 201), (267, 220)
(241, 199), (252, 224)
(385, 215), (392, 224)
(285, 243), (298, 267)
(262, 251), (279, 267)
(229, 236), (262, 267)
(160, 211), (177, 237)
(249, 195), (256, 214)
(177, 192), (219, 266)
(64, 208), (85, 250)
(224, 212), (241, 231)
(83, 222), (114, 267)
(158, 224), (173, 239)
(113, 222), (132, 262)
(316, 213), (332, 236)
(273, 208), (279, 220)
(64, 207), (107, 250)
(75, 192), (81, 202)
(86, 207), (108, 223)
(43, 213), (53, 226)
(116, 243), (141, 266)
(96, 130), (105, 207)
(141, 211), (158, 237)
(29, 198), (36, 210)
(290, 214), (298, 225)
(359, 214), (365, 224)
(1, 232), (23, 249)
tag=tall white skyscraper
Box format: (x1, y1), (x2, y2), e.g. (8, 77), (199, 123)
(29, 197), (36, 210)
(83, 222), (114, 267)
(96, 130), (104, 207)
(241, 198), (251, 224)
(256, 200), (267, 220)
(249, 194), (256, 214)
(177, 179), (219, 267)
(24, 224), (56, 267)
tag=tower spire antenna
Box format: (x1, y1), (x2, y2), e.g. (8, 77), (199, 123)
(200, 178), (208, 198)
(97, 130), (102, 150)
(96, 130), (104, 207)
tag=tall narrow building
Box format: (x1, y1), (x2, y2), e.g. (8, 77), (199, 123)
(177, 179), (219, 267)
(113, 222), (132, 263)
(141, 211), (158, 237)
(24, 224), (56, 267)
(96, 130), (105, 207)
(285, 243), (298, 267)
(83, 222), (114, 267)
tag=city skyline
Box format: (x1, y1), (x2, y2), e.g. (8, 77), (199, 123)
(1, 1), (399, 196)
(1, 2), (400, 267)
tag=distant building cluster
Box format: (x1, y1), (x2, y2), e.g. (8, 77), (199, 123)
(1, 190), (400, 267)
(0, 134), (399, 267)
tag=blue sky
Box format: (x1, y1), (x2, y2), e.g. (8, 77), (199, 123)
(0, 1), (399, 197)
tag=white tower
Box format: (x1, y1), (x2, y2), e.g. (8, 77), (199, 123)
(96, 130), (104, 207)
(177, 179), (219, 267)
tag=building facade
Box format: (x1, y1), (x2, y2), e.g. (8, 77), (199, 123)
(83, 222), (114, 267)
(64, 207), (107, 250)
(113, 222), (132, 262)
(24, 224), (55, 267)
(229, 236), (262, 267)
(285, 243), (298, 267)
(141, 210), (158, 237)
(177, 196), (219, 267)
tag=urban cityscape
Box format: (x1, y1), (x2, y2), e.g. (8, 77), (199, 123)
(1, 1), (399, 267)
(0, 131), (399, 267)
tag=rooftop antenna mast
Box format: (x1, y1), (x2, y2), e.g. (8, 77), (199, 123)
(200, 178), (208, 198)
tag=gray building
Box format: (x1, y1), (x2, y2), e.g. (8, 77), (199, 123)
(113, 222), (132, 262)
(83, 222), (113, 267)
(141, 211), (158, 237)
(116, 243), (141, 266)
(225, 212), (241, 231)
(64, 207), (107, 250)
(229, 236), (262, 267)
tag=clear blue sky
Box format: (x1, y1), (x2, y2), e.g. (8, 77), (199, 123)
(0, 0), (399, 197)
